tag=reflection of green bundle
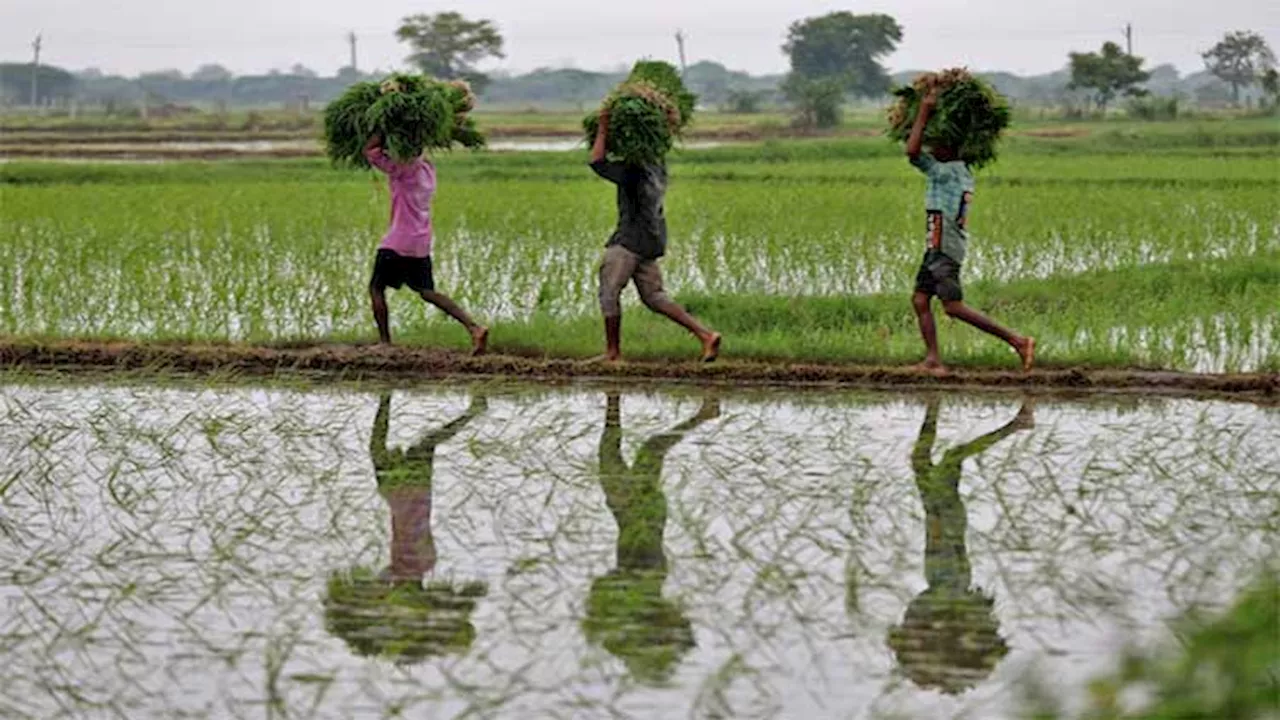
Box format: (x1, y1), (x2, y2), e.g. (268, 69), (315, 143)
(324, 73), (485, 169)
(887, 587), (1009, 694)
(582, 570), (695, 684)
(323, 568), (487, 664)
(583, 60), (698, 165)
(886, 68), (1011, 169)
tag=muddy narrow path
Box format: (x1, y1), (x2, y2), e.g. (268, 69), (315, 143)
(2, 340), (1275, 402)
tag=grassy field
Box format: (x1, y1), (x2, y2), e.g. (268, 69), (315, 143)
(1, 122), (1277, 372)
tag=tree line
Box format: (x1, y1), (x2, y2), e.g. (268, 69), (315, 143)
(2, 11), (1274, 125)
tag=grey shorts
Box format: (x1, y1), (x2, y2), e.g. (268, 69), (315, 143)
(914, 250), (964, 303)
(598, 245), (670, 317)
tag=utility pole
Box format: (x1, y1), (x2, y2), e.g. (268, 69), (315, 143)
(30, 33), (43, 108)
(675, 30), (687, 76)
(1122, 23), (1133, 55)
(347, 31), (358, 72)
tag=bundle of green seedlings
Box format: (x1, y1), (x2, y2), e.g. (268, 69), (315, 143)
(887, 68), (1011, 169)
(583, 60), (698, 165)
(324, 73), (484, 169)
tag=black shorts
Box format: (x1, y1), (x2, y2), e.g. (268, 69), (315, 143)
(370, 249), (434, 293)
(914, 250), (963, 302)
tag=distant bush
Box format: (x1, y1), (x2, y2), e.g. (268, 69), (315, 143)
(723, 89), (763, 114)
(1127, 95), (1180, 121)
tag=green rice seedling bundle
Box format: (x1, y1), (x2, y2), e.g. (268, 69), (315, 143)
(583, 61), (697, 165)
(887, 68), (1011, 169)
(324, 74), (484, 169)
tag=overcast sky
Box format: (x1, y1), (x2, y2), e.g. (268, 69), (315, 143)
(4, 0), (1278, 78)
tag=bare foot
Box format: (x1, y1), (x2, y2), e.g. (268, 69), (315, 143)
(1012, 402), (1037, 430)
(697, 396), (722, 420)
(910, 360), (950, 378)
(580, 352), (622, 365)
(470, 326), (489, 357)
(701, 333), (722, 363)
(1016, 337), (1036, 373)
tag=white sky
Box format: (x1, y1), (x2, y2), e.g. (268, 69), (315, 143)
(3, 0), (1278, 77)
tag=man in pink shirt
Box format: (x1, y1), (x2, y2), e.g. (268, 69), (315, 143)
(365, 135), (488, 355)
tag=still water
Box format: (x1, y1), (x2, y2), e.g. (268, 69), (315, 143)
(0, 381), (1274, 719)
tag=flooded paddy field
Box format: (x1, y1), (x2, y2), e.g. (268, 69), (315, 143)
(1, 378), (1274, 719)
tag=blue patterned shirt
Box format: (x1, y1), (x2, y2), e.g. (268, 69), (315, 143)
(910, 153), (975, 265)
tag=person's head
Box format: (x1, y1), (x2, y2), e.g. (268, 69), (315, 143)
(887, 586), (1009, 694)
(324, 569), (487, 666)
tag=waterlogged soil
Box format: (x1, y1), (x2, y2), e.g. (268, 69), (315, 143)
(0, 378), (1276, 720)
(1, 339), (1277, 401)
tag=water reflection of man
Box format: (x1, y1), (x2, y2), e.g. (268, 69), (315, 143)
(582, 392), (719, 684)
(888, 397), (1034, 694)
(324, 391), (489, 665)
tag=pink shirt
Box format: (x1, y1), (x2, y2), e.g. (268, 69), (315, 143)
(366, 147), (436, 258)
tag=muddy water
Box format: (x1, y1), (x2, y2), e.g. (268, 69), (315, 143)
(0, 381), (1274, 719)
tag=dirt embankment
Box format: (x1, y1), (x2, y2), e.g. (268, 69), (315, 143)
(1, 340), (1275, 402)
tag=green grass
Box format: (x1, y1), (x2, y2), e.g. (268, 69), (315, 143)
(1, 123), (1277, 372)
(1024, 571), (1280, 719)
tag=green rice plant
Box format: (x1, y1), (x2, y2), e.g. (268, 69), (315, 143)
(627, 60), (697, 128)
(0, 133), (1276, 371)
(887, 68), (1012, 169)
(323, 73), (484, 169)
(582, 60), (698, 164)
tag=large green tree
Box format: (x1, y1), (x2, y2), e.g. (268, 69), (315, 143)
(396, 12), (505, 90)
(1202, 31), (1276, 105)
(781, 12), (902, 128)
(1068, 41), (1150, 112)
(784, 12), (902, 96)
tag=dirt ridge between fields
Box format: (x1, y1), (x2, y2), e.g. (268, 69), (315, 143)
(1, 340), (1276, 402)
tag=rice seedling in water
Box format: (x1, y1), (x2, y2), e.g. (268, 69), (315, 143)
(0, 381), (1276, 718)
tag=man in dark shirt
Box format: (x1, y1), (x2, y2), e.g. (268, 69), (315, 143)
(589, 108), (722, 363)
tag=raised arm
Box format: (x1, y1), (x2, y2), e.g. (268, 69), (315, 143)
(363, 133), (396, 174)
(906, 87), (939, 161)
(590, 108), (610, 165)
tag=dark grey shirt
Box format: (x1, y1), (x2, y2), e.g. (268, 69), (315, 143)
(590, 160), (668, 260)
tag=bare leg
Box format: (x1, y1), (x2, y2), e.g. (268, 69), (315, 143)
(912, 291), (945, 375)
(604, 316), (622, 362)
(942, 300), (1036, 372)
(647, 298), (721, 363)
(420, 290), (488, 356)
(370, 286), (392, 345)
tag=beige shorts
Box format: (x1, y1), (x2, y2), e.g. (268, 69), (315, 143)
(598, 245), (670, 317)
